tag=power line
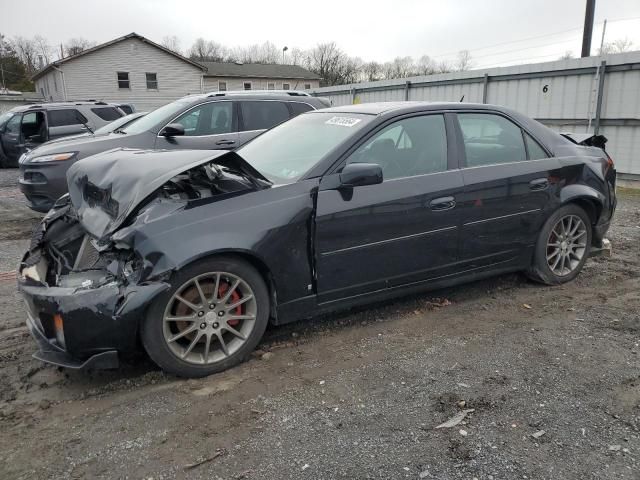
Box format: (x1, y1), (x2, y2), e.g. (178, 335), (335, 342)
(428, 15), (640, 61)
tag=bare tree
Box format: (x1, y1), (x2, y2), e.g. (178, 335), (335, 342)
(11, 36), (38, 73)
(287, 47), (308, 66)
(362, 61), (383, 82)
(161, 35), (181, 54)
(415, 55), (435, 76)
(435, 60), (452, 74)
(599, 37), (634, 55)
(307, 42), (349, 86)
(456, 50), (473, 71)
(64, 38), (95, 57)
(559, 50), (574, 60)
(33, 35), (53, 66)
(188, 38), (226, 62)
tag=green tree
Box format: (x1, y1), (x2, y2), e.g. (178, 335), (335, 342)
(0, 34), (33, 91)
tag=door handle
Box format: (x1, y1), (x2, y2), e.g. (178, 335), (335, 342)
(215, 139), (236, 146)
(529, 178), (549, 191)
(429, 196), (456, 211)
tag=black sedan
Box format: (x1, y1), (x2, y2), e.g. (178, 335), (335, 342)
(18, 102), (617, 378)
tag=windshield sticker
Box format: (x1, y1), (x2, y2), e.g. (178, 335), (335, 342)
(325, 116), (362, 127)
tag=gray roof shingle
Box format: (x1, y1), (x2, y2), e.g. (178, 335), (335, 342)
(200, 62), (320, 80)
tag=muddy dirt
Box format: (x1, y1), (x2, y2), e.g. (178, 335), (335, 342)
(0, 168), (638, 479)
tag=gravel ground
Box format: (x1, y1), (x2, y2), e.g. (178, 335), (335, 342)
(0, 166), (638, 480)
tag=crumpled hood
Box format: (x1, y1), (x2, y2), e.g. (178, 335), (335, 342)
(66, 148), (244, 241)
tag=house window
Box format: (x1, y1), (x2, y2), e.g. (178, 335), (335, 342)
(282, 83), (290, 90)
(117, 72), (130, 89)
(267, 82), (275, 90)
(243, 82), (252, 91)
(146, 72), (158, 90)
(304, 83), (311, 90)
(218, 81), (227, 91)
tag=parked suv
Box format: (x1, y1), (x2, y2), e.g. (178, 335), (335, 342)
(0, 101), (125, 167)
(18, 91), (329, 212)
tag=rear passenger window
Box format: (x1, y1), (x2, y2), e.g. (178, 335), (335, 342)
(289, 102), (314, 117)
(91, 107), (124, 121)
(458, 113), (526, 167)
(524, 133), (549, 160)
(48, 109), (88, 127)
(240, 101), (289, 131)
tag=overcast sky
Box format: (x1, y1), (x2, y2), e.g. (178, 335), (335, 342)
(1, 0), (640, 68)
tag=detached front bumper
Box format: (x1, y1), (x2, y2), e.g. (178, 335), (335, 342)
(19, 269), (169, 370)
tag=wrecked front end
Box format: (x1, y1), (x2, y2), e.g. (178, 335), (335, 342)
(18, 196), (170, 369)
(18, 149), (267, 370)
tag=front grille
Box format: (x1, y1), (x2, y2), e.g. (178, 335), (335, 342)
(73, 235), (101, 270)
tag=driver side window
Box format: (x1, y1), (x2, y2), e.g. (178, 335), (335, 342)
(346, 114), (447, 181)
(172, 101), (233, 136)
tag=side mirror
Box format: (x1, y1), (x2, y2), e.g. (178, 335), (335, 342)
(339, 163), (383, 188)
(160, 123), (185, 137)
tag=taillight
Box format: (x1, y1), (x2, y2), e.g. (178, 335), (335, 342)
(605, 152), (614, 169)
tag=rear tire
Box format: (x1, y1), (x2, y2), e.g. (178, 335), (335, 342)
(527, 204), (592, 285)
(141, 256), (269, 378)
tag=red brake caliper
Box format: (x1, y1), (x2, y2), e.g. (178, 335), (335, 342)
(218, 282), (242, 327)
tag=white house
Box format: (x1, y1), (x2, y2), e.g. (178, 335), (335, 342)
(32, 33), (322, 112)
(32, 33), (206, 111)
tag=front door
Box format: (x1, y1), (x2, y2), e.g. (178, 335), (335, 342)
(2, 113), (23, 162)
(315, 113), (464, 303)
(455, 111), (558, 267)
(155, 100), (239, 150)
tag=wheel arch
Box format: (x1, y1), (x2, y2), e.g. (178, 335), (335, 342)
(176, 248), (279, 323)
(559, 185), (605, 226)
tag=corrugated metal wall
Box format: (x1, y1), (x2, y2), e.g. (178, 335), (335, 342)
(312, 52), (640, 176)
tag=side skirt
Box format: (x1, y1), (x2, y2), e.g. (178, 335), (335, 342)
(274, 260), (524, 325)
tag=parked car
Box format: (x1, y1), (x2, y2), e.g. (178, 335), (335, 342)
(0, 101), (125, 167)
(42, 111), (147, 146)
(18, 102), (616, 378)
(18, 91), (330, 212)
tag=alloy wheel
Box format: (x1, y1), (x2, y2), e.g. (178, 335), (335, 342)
(162, 272), (257, 365)
(546, 214), (587, 277)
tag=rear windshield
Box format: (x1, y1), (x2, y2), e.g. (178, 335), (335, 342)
(237, 112), (372, 184)
(91, 107), (124, 121)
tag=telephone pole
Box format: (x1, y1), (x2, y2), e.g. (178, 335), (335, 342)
(581, 0), (596, 57)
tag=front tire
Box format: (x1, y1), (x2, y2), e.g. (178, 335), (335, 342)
(141, 256), (270, 377)
(527, 204), (592, 285)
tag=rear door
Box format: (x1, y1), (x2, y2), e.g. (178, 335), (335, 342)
(236, 100), (291, 146)
(47, 109), (91, 140)
(315, 112), (463, 303)
(154, 100), (238, 150)
(455, 111), (558, 267)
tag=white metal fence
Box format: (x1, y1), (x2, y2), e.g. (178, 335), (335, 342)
(311, 51), (640, 177)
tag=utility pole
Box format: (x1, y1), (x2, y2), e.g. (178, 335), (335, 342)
(581, 0), (596, 57)
(599, 19), (607, 55)
(1, 64), (5, 91)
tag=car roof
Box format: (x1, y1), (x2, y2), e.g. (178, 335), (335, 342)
(11, 101), (122, 113)
(184, 90), (324, 103)
(313, 101), (507, 116)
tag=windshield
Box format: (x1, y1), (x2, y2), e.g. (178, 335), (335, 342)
(0, 111), (15, 129)
(237, 112), (372, 184)
(120, 98), (196, 135)
(94, 112), (146, 135)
